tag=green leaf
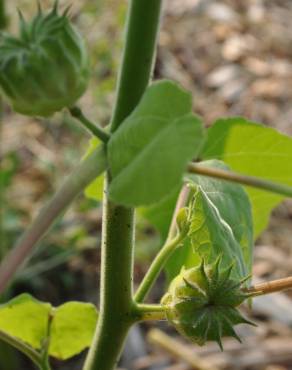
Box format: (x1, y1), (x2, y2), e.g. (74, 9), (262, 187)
(186, 160), (253, 273)
(49, 301), (98, 360)
(0, 294), (98, 361)
(139, 187), (180, 242)
(0, 294), (51, 349)
(108, 80), (206, 206)
(201, 117), (292, 237)
(189, 187), (247, 278)
(83, 137), (104, 201)
(166, 170), (250, 281)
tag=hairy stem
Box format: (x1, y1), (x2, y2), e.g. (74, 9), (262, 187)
(0, 330), (41, 369)
(244, 276), (292, 296)
(188, 162), (292, 198)
(69, 106), (110, 143)
(84, 1), (163, 370)
(83, 178), (136, 370)
(0, 146), (107, 294)
(110, 0), (163, 132)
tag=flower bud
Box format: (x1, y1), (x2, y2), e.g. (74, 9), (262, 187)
(161, 257), (254, 349)
(0, 2), (90, 116)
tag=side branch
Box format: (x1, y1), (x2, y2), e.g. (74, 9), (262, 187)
(0, 146), (107, 293)
(69, 106), (110, 143)
(188, 163), (292, 198)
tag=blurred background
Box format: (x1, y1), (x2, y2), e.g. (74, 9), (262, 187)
(1, 0), (292, 369)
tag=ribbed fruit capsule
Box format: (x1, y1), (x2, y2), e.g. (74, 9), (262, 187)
(0, 2), (90, 116)
(161, 258), (255, 349)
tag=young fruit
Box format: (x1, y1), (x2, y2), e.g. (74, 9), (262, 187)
(161, 257), (255, 349)
(0, 2), (90, 117)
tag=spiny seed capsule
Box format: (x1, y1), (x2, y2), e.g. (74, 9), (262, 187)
(0, 1), (90, 117)
(161, 257), (255, 349)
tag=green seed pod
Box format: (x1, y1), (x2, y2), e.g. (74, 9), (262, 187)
(0, 1), (90, 116)
(161, 258), (255, 349)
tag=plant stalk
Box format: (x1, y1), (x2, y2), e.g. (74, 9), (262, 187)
(0, 330), (41, 368)
(244, 276), (292, 296)
(136, 304), (166, 321)
(84, 1), (163, 369)
(134, 185), (190, 303)
(0, 146), (107, 294)
(69, 106), (110, 143)
(188, 162), (292, 198)
(134, 234), (184, 303)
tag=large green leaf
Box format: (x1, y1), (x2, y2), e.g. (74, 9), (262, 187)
(49, 301), (98, 360)
(201, 118), (292, 237)
(186, 160), (253, 272)
(0, 294), (98, 360)
(0, 294), (51, 349)
(166, 161), (252, 281)
(108, 80), (206, 206)
(190, 187), (247, 279)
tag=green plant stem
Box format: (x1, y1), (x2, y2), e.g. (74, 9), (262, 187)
(134, 186), (190, 303)
(84, 177), (136, 370)
(0, 330), (41, 368)
(69, 106), (110, 143)
(188, 162), (292, 198)
(0, 146), (107, 294)
(110, 0), (163, 132)
(84, 1), (163, 370)
(136, 304), (166, 321)
(134, 233), (185, 303)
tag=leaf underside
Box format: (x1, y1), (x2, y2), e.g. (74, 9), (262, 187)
(166, 160), (253, 282)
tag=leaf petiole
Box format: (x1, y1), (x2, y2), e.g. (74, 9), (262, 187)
(188, 162), (292, 198)
(0, 330), (42, 369)
(134, 186), (191, 303)
(69, 106), (110, 143)
(134, 233), (185, 303)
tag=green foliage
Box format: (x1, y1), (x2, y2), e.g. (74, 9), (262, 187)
(108, 80), (206, 206)
(162, 258), (254, 349)
(139, 188), (179, 241)
(3, 0), (292, 366)
(0, 294), (98, 360)
(201, 118), (292, 237)
(166, 161), (252, 281)
(49, 302), (98, 360)
(0, 3), (89, 116)
(187, 160), (253, 273)
(0, 294), (51, 350)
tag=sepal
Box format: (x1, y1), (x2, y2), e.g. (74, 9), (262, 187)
(162, 257), (255, 349)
